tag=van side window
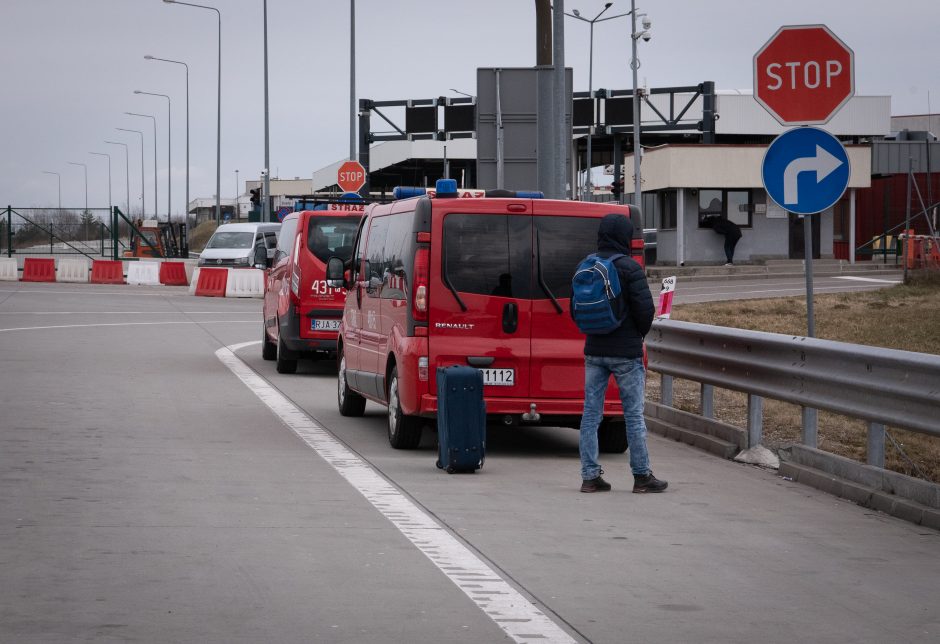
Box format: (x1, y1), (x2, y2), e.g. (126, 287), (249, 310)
(534, 216), (599, 299)
(276, 218), (299, 256)
(380, 212), (415, 300)
(364, 217), (389, 289)
(443, 214), (531, 298)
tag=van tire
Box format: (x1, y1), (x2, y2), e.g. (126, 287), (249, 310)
(337, 351), (366, 417)
(598, 420), (629, 453)
(276, 332), (298, 374)
(387, 367), (422, 449)
(262, 323), (277, 361)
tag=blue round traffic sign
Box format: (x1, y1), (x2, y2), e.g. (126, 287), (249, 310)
(762, 127), (850, 215)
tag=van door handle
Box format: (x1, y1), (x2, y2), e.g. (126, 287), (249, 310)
(502, 302), (518, 334)
(467, 356), (495, 367)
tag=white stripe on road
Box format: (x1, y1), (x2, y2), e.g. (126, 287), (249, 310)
(0, 320), (255, 332)
(216, 341), (576, 644)
(832, 276), (902, 284)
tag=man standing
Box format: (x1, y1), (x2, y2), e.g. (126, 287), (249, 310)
(708, 215), (742, 266)
(576, 213), (667, 494)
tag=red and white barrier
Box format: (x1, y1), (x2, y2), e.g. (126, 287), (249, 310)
(0, 258), (17, 281)
(22, 258), (56, 282)
(90, 260), (125, 284)
(57, 258), (90, 283)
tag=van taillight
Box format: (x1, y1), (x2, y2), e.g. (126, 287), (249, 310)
(290, 233), (302, 301)
(412, 247), (429, 321)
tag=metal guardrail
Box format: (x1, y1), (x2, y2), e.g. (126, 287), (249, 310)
(646, 319), (940, 466)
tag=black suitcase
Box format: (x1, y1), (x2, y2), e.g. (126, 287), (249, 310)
(435, 365), (486, 473)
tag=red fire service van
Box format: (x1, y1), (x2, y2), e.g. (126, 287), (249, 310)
(326, 179), (645, 450)
(262, 205), (364, 373)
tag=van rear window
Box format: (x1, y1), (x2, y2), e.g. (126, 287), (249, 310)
(535, 216), (599, 299)
(307, 216), (361, 263)
(443, 214), (531, 298)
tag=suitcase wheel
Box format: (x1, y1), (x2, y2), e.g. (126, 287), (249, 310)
(436, 459), (443, 469)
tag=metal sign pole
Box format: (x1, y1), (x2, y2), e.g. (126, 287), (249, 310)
(803, 214), (815, 338)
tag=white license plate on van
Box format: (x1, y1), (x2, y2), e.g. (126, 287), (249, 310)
(311, 319), (340, 331)
(480, 368), (515, 386)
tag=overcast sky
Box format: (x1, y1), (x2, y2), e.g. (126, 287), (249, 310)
(3, 0), (938, 214)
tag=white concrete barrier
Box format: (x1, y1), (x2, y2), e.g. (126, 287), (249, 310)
(56, 257), (90, 283)
(0, 257), (17, 281)
(188, 267), (202, 294)
(126, 261), (161, 286)
(225, 268), (265, 298)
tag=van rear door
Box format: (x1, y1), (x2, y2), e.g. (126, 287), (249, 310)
(297, 213), (361, 342)
(428, 200), (533, 400)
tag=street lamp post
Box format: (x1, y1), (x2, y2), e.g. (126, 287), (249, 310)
(89, 152), (113, 222)
(262, 0), (271, 223)
(565, 3), (631, 200)
(41, 171), (61, 209)
(67, 162), (88, 215)
(163, 0), (221, 224)
(125, 113), (158, 221)
(104, 140), (131, 215)
(235, 169), (239, 220)
(145, 55), (189, 220)
(135, 91), (172, 221)
(116, 128), (146, 217)
(630, 0), (652, 212)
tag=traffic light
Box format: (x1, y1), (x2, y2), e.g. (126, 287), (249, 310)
(249, 188), (261, 207)
(611, 177), (623, 199)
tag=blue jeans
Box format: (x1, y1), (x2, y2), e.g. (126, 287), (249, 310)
(579, 355), (651, 480)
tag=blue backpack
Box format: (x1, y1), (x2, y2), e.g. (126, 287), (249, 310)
(571, 253), (626, 334)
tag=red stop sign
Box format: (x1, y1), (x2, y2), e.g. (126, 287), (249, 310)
(337, 160), (366, 193)
(753, 24), (854, 126)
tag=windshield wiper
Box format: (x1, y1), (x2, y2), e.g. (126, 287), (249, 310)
(441, 237), (467, 312)
(536, 230), (563, 313)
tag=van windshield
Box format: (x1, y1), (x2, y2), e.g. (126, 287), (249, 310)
(206, 231), (255, 249)
(307, 216), (361, 263)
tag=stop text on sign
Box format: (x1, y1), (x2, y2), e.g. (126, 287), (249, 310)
(765, 59), (843, 91)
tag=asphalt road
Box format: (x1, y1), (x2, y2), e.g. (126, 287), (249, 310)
(1, 282), (937, 644)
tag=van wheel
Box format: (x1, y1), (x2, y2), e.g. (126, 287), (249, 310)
(262, 323), (276, 361)
(598, 420), (629, 453)
(275, 332), (298, 374)
(337, 351), (365, 417)
(387, 367), (422, 449)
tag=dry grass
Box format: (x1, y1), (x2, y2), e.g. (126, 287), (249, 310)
(188, 220), (218, 253)
(646, 274), (940, 482)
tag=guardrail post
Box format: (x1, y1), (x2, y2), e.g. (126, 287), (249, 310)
(747, 394), (763, 448)
(700, 383), (714, 418)
(802, 407), (818, 448)
(661, 374), (674, 407)
(867, 422), (886, 468)
(112, 207), (119, 261)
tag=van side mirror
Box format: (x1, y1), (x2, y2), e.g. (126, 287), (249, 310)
(326, 256), (346, 288)
(253, 244), (267, 269)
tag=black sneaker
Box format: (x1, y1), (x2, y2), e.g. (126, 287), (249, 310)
(633, 471), (668, 493)
(580, 474), (612, 493)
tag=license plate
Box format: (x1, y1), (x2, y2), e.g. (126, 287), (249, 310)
(480, 368), (515, 386)
(311, 319), (340, 331)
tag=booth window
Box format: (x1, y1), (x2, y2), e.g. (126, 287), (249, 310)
(698, 189), (752, 227)
(659, 191), (677, 229)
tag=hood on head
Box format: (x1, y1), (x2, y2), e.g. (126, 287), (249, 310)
(597, 212), (634, 254)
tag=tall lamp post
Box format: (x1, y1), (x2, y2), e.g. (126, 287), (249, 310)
(67, 161), (88, 215)
(262, 0), (271, 222)
(89, 152), (113, 222)
(116, 128), (146, 217)
(105, 140), (131, 215)
(565, 3), (631, 200)
(42, 171), (61, 210)
(145, 55), (189, 220)
(235, 169), (239, 220)
(125, 112), (158, 221)
(163, 0), (221, 224)
(135, 91), (172, 221)
(630, 0), (652, 211)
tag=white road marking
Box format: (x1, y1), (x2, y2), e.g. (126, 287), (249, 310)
(832, 276), (902, 284)
(0, 320), (255, 332)
(217, 341), (576, 644)
(0, 311), (252, 315)
(0, 288), (189, 297)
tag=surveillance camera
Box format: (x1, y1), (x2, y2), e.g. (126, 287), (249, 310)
(641, 31), (651, 42)
(642, 16), (651, 29)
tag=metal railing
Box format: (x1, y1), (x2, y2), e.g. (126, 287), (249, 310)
(646, 319), (940, 468)
(3, 206), (119, 258)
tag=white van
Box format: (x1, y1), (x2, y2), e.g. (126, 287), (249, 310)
(198, 222), (281, 268)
